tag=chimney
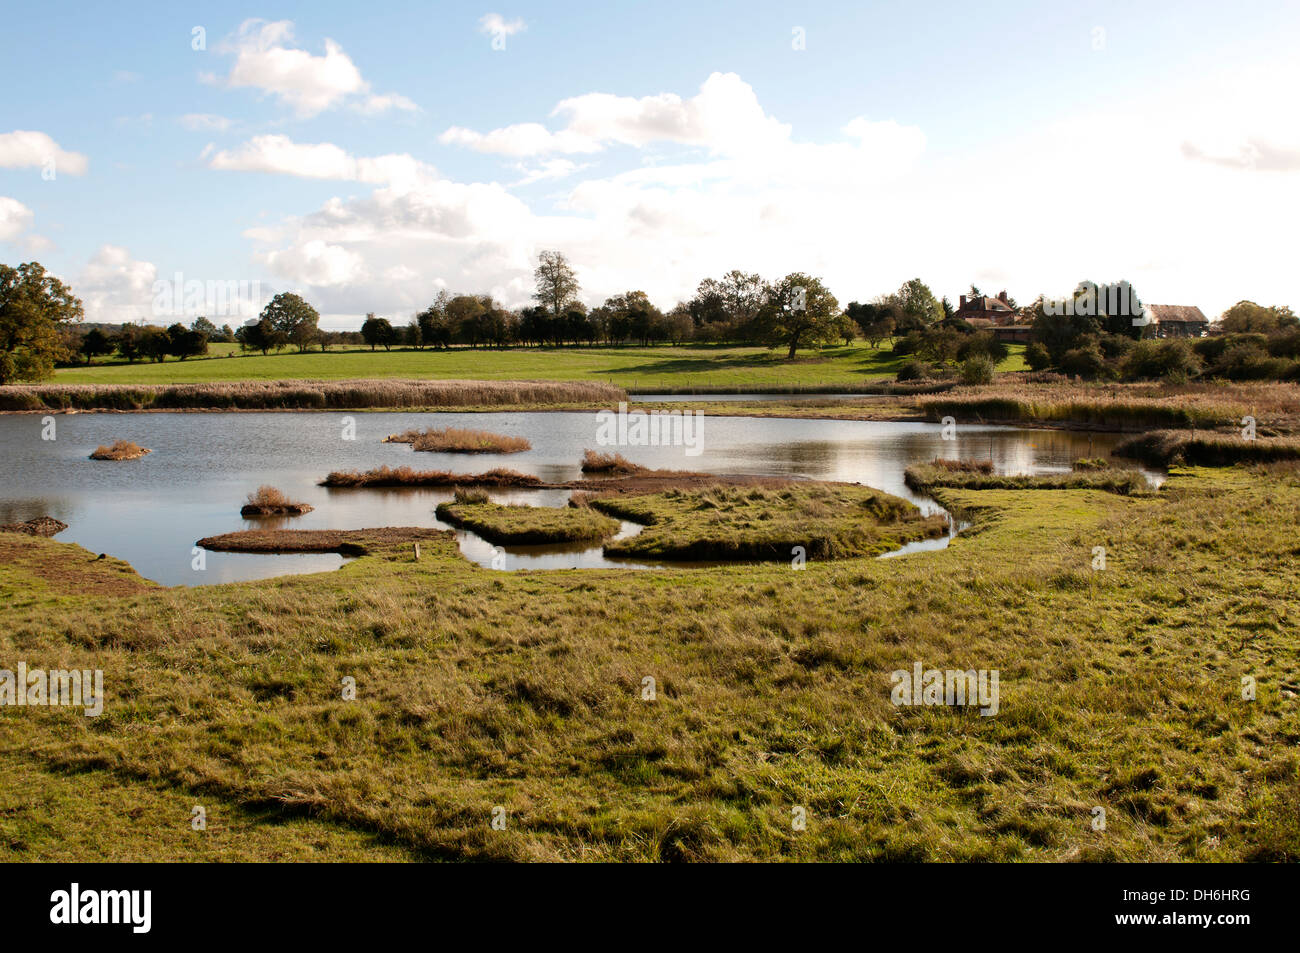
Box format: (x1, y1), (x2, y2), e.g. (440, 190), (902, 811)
(959, 294), (967, 309)
(997, 290), (1009, 304)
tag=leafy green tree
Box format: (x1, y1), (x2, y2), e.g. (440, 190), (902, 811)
(191, 316), (221, 341)
(80, 328), (113, 364)
(761, 273), (841, 358)
(116, 323), (143, 363)
(894, 278), (944, 331)
(140, 326), (170, 362)
(361, 313), (396, 351)
(260, 292), (320, 352)
(533, 250), (580, 318)
(167, 322), (208, 360)
(236, 318), (277, 355)
(1219, 300), (1298, 334)
(0, 261), (84, 383)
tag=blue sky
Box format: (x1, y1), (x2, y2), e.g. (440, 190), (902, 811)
(2, 0), (1297, 328)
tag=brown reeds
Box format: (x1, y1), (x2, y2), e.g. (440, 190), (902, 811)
(89, 440), (151, 461)
(321, 466), (543, 488)
(384, 427), (531, 453)
(240, 485), (314, 517)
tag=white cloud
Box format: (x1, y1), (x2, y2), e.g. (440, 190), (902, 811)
(0, 196), (34, 241)
(219, 19), (416, 118)
(244, 66), (1300, 322)
(179, 113), (233, 132)
(440, 72), (790, 157)
(479, 14), (526, 38)
(77, 245), (158, 323)
(208, 135), (436, 189)
(0, 130), (88, 175)
(263, 239), (366, 288)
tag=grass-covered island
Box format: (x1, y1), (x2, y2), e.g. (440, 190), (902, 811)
(436, 491), (622, 545)
(587, 483), (946, 561)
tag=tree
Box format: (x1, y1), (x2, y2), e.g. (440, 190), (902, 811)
(167, 322), (208, 360)
(236, 318), (277, 355)
(760, 273), (841, 358)
(894, 278), (944, 331)
(80, 328), (113, 364)
(416, 291), (454, 349)
(846, 301), (897, 348)
(140, 326), (170, 362)
(361, 313), (396, 351)
(191, 316), (221, 341)
(0, 261), (84, 383)
(1219, 300), (1298, 334)
(116, 323), (143, 363)
(533, 250), (580, 317)
(260, 292), (320, 353)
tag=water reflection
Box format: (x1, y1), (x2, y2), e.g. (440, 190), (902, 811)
(0, 410), (1155, 585)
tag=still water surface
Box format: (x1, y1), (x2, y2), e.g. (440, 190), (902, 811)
(0, 409), (1146, 585)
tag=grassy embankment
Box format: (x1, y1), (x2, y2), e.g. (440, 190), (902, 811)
(3, 464), (1299, 861)
(49, 342), (1026, 392)
(588, 484), (945, 561)
(0, 379), (623, 413)
(904, 459), (1152, 496)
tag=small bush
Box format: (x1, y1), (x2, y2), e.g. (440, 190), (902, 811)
(89, 440), (151, 461)
(959, 356), (995, 385)
(580, 450), (646, 474)
(241, 485), (314, 517)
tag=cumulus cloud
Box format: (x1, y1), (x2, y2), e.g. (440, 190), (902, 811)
(219, 19), (417, 118)
(208, 135), (436, 189)
(243, 66), (1300, 322)
(440, 73), (790, 157)
(0, 196), (34, 241)
(0, 130), (89, 175)
(76, 245), (158, 323)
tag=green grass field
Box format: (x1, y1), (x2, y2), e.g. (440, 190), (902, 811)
(53, 343), (1027, 391)
(3, 464), (1298, 861)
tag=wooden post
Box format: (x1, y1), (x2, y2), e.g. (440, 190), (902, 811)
(413, 542), (421, 560)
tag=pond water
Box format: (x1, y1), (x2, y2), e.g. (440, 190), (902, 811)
(0, 410), (1151, 586)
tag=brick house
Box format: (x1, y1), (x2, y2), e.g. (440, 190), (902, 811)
(955, 290), (1017, 327)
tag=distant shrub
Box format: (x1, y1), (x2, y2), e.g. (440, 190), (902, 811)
(896, 359), (936, 382)
(959, 356), (995, 385)
(580, 450), (646, 474)
(241, 485), (314, 517)
(89, 440), (151, 461)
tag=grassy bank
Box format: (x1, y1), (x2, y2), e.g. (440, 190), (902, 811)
(904, 460), (1152, 496)
(0, 378), (624, 412)
(50, 343), (1026, 391)
(3, 465), (1300, 861)
(589, 484), (945, 561)
(435, 498), (621, 545)
(1114, 430), (1300, 467)
(321, 466), (544, 488)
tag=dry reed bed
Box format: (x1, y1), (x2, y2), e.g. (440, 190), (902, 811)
(240, 485), (314, 517)
(384, 427), (531, 453)
(580, 450), (647, 474)
(917, 380), (1300, 432)
(88, 440), (151, 460)
(321, 465), (544, 488)
(0, 378), (625, 412)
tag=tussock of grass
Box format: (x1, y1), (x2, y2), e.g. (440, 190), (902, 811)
(581, 450), (646, 474)
(89, 440), (150, 461)
(436, 501), (621, 545)
(0, 378), (624, 412)
(1115, 429), (1300, 467)
(384, 427), (531, 454)
(905, 461), (1149, 495)
(593, 483), (944, 560)
(321, 465), (543, 488)
(240, 485), (314, 517)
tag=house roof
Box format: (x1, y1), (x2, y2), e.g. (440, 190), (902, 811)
(1145, 304), (1208, 324)
(956, 295), (1014, 314)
